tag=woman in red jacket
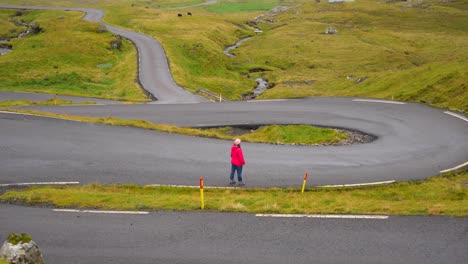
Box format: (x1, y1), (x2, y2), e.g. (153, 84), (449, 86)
(230, 138), (245, 185)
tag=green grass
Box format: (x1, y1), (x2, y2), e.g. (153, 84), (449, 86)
(3, 109), (347, 145)
(0, 99), (94, 107)
(206, 0), (280, 13)
(0, 258), (7, 264)
(1, 169), (466, 216)
(241, 124), (348, 145)
(0, 9), (148, 102)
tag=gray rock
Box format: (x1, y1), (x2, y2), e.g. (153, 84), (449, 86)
(356, 77), (368, 84)
(0, 240), (44, 264)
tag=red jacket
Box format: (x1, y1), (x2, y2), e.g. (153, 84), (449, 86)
(231, 145), (245, 166)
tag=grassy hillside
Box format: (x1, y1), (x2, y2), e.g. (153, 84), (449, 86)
(0, 0), (466, 111)
(0, 9), (147, 101)
(242, 0), (468, 112)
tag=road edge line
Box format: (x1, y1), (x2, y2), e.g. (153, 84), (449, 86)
(440, 161), (468, 173)
(52, 209), (149, 215)
(256, 213), (388, 219)
(319, 180), (395, 188)
(444, 111), (468, 122)
(0, 181), (80, 187)
(352, 99), (405, 105)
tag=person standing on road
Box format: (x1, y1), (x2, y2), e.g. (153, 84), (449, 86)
(230, 138), (245, 185)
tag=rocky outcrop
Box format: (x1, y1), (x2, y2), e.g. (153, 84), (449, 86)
(0, 236), (44, 264)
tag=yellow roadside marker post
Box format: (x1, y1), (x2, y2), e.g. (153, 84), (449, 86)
(301, 172), (308, 193)
(200, 178), (205, 210)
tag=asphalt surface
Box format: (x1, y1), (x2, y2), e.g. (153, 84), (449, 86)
(1, 204), (466, 264)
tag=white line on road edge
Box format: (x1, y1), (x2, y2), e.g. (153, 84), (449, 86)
(53, 209), (149, 215)
(247, 99), (292, 103)
(0, 181), (80, 187)
(444, 111), (468, 122)
(0, 110), (83, 121)
(440, 161), (468, 173)
(319, 180), (395, 188)
(352, 99), (405, 105)
(0, 110), (42, 117)
(256, 214), (388, 219)
(145, 184), (237, 189)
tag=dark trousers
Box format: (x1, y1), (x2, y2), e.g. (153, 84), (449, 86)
(230, 164), (243, 182)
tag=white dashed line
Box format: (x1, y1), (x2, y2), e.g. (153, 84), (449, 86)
(256, 214), (388, 219)
(0, 181), (80, 187)
(53, 209), (149, 215)
(319, 180), (395, 188)
(440, 161), (468, 173)
(352, 99), (405, 105)
(246, 99), (292, 103)
(145, 184), (237, 189)
(444, 111), (468, 122)
(0, 110), (40, 116)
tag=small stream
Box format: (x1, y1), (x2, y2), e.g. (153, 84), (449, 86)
(224, 36), (270, 98)
(223, 37), (251, 57)
(1, 20), (36, 56)
(254, 78), (268, 96)
(0, 47), (12, 55)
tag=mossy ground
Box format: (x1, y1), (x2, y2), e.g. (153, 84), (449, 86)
(7, 233), (32, 246)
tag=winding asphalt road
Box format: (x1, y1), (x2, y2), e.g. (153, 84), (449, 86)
(1, 97), (467, 187)
(1, 3), (467, 263)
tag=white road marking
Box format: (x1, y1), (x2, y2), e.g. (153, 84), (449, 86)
(444, 111), (468, 122)
(319, 180), (395, 188)
(53, 209), (149, 215)
(440, 161), (468, 173)
(0, 110), (40, 116)
(0, 181), (79, 187)
(246, 99), (292, 103)
(256, 214), (388, 219)
(352, 99), (405, 105)
(145, 184), (237, 189)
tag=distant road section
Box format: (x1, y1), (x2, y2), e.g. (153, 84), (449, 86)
(0, 4), (208, 103)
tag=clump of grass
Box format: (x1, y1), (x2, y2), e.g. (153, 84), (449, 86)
(7, 233), (32, 245)
(242, 124), (348, 145)
(1, 170), (466, 216)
